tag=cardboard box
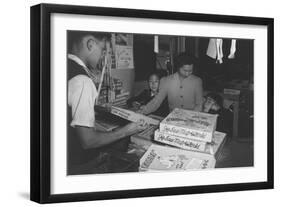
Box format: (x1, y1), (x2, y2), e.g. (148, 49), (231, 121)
(205, 131), (227, 160)
(139, 144), (216, 172)
(160, 108), (218, 142)
(111, 106), (160, 126)
(154, 130), (226, 160)
(154, 129), (207, 152)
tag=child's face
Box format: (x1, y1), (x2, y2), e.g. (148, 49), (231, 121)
(148, 75), (160, 93)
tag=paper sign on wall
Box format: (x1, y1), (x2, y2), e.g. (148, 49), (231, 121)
(116, 45), (134, 69)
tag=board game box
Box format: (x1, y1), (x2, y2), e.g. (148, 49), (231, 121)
(160, 108), (218, 142)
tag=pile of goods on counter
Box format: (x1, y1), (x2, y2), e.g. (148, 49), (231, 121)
(97, 78), (130, 108)
(109, 106), (227, 172)
(154, 109), (226, 160)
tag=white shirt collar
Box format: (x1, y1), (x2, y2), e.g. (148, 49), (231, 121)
(68, 54), (88, 69)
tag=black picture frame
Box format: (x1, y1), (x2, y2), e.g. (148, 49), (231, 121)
(30, 3), (274, 204)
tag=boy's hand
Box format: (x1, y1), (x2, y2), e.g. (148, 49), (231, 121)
(136, 105), (146, 114)
(122, 120), (149, 136)
(132, 101), (141, 108)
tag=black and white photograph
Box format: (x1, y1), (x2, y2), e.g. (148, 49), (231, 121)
(1, 0), (279, 206)
(67, 31), (254, 175)
(30, 3), (273, 203)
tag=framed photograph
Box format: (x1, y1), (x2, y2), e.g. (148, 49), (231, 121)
(30, 3), (274, 203)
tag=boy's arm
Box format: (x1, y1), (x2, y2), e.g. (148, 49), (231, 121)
(74, 122), (146, 149)
(69, 77), (147, 149)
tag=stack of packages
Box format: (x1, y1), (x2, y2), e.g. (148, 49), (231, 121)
(110, 78), (129, 107)
(96, 85), (109, 105)
(139, 108), (227, 172)
(97, 78), (130, 107)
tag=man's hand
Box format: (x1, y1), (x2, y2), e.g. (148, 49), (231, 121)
(130, 101), (141, 111)
(132, 101), (141, 108)
(121, 120), (148, 136)
(104, 103), (112, 110)
(136, 105), (146, 114)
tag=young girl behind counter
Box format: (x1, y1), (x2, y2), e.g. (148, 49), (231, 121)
(127, 73), (169, 117)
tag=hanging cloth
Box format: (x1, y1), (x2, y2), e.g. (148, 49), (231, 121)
(206, 38), (217, 59)
(154, 35), (159, 53)
(206, 38), (224, 64)
(216, 38), (223, 64)
(228, 39), (237, 59)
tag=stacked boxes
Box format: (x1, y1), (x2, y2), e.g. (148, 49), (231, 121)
(97, 85), (109, 105)
(111, 78), (129, 107)
(139, 108), (226, 171)
(97, 77), (130, 107)
(154, 108), (226, 157)
(154, 130), (226, 160)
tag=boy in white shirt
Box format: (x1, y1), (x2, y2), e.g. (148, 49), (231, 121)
(67, 31), (145, 174)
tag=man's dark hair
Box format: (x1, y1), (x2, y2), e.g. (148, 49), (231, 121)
(174, 53), (197, 70)
(67, 30), (111, 53)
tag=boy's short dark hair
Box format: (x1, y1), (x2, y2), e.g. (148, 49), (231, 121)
(147, 69), (168, 81)
(175, 53), (197, 70)
(206, 92), (223, 108)
(67, 30), (111, 53)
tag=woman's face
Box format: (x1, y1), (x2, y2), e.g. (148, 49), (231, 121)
(178, 64), (193, 78)
(148, 75), (160, 93)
